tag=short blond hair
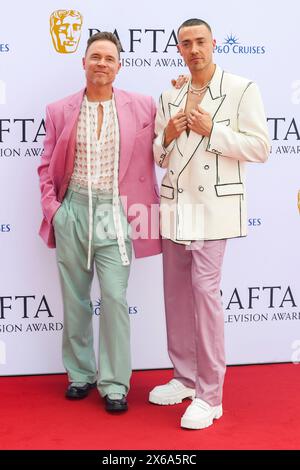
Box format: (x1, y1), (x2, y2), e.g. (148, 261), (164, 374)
(86, 32), (122, 58)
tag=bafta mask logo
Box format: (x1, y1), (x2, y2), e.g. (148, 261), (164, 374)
(50, 10), (83, 54)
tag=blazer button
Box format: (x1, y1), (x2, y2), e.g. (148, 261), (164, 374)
(204, 165), (209, 170)
(198, 186), (204, 192)
(139, 176), (145, 182)
(178, 188), (183, 193)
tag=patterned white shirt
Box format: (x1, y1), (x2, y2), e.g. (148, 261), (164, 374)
(70, 98), (115, 192)
(69, 95), (130, 268)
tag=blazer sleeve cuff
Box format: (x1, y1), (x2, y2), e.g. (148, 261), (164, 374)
(45, 200), (61, 224)
(206, 122), (223, 155)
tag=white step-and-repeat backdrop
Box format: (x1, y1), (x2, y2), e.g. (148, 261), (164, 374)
(1, 0), (300, 374)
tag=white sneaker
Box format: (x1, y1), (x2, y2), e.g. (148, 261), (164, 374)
(149, 379), (195, 405)
(181, 398), (223, 429)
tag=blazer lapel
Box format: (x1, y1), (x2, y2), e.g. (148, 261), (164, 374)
(63, 89), (85, 134)
(179, 65), (226, 169)
(200, 64), (226, 122)
(167, 83), (189, 156)
(62, 89), (85, 174)
(114, 88), (136, 183)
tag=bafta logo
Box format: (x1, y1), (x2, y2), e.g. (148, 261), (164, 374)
(50, 10), (83, 54)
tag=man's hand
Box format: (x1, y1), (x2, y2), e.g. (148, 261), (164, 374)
(171, 75), (189, 89)
(187, 106), (213, 137)
(164, 109), (187, 147)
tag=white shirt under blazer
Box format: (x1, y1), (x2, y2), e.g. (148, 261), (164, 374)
(153, 65), (270, 244)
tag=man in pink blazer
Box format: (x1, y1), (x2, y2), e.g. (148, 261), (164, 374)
(38, 32), (161, 412)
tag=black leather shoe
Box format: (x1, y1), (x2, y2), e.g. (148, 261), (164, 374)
(65, 382), (97, 399)
(105, 394), (128, 412)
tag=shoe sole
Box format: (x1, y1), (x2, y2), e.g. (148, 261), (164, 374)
(65, 382), (97, 400)
(149, 389), (195, 405)
(65, 394), (88, 400)
(180, 406), (223, 429)
(105, 405), (128, 412)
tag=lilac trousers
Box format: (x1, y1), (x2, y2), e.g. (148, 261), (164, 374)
(162, 238), (227, 406)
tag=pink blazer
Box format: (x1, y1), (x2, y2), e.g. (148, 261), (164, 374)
(38, 88), (161, 258)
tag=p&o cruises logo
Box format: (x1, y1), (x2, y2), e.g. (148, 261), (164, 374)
(0, 43), (9, 53)
(215, 34), (266, 55)
(50, 10), (83, 53)
(94, 298), (138, 316)
(0, 224), (11, 233)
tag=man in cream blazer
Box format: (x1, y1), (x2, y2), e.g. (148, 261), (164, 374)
(149, 18), (270, 429)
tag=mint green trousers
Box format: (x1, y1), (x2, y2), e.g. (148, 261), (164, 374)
(53, 187), (132, 397)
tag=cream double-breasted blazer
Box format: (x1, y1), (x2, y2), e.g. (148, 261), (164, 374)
(153, 65), (270, 243)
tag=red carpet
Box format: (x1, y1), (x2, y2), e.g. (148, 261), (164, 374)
(1, 364), (300, 450)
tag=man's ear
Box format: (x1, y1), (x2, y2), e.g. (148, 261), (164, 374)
(82, 57), (86, 70)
